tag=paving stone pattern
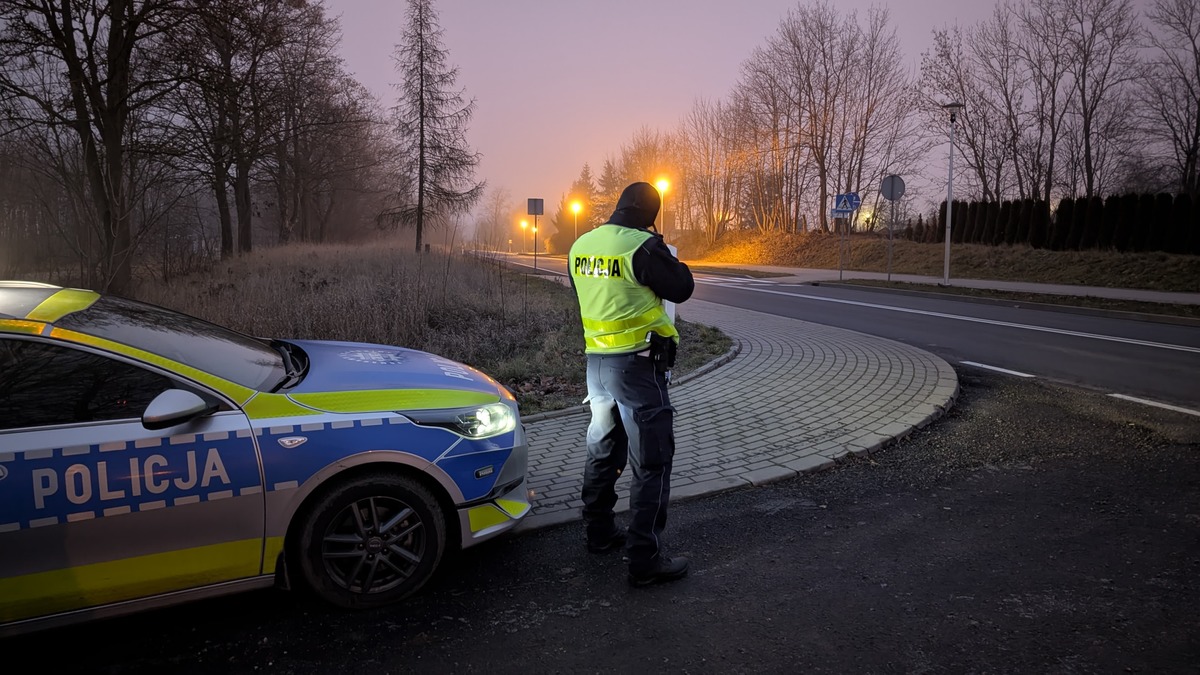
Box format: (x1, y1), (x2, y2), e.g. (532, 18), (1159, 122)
(514, 299), (959, 533)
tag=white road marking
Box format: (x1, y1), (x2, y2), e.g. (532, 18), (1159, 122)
(960, 361), (1036, 378)
(717, 285), (1200, 354)
(695, 275), (774, 284)
(1107, 394), (1200, 418)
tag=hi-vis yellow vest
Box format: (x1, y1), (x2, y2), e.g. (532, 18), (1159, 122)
(569, 224), (679, 354)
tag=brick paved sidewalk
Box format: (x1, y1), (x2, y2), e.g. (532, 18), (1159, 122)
(514, 299), (959, 533)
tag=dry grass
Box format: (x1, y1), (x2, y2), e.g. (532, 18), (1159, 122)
(691, 232), (1200, 293)
(130, 241), (730, 415)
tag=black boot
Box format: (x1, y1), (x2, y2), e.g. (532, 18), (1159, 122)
(628, 556), (689, 587)
(587, 530), (627, 554)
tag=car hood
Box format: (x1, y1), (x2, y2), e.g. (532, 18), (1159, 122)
(283, 339), (507, 413)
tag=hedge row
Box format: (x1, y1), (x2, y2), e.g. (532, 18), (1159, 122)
(897, 193), (1199, 254)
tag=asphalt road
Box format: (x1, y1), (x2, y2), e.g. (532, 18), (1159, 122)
(692, 278), (1200, 409)
(9, 370), (1199, 674)
(511, 254), (1200, 409)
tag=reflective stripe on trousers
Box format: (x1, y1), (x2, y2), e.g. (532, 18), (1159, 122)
(580, 351), (675, 565)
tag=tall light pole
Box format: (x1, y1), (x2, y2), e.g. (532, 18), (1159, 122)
(520, 219), (528, 253)
(942, 102), (964, 286)
(655, 178), (669, 239)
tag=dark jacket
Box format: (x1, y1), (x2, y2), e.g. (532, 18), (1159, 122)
(604, 182), (694, 304)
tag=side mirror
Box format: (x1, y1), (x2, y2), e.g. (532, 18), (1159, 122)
(142, 389), (217, 431)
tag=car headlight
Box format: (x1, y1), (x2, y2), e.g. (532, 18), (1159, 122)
(404, 402), (517, 439)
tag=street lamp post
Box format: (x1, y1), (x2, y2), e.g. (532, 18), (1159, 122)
(571, 200), (581, 241)
(655, 178), (669, 239)
(532, 222), (539, 269)
(520, 219), (528, 253)
(942, 102), (963, 286)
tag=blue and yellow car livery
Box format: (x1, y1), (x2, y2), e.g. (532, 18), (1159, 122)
(0, 281), (530, 635)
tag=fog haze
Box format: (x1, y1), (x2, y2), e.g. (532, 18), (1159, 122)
(327, 0), (997, 212)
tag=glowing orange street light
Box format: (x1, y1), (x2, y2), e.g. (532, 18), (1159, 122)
(571, 200), (582, 240)
(520, 219), (528, 253)
(655, 178), (669, 238)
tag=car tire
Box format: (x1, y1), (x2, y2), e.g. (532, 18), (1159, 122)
(296, 472), (446, 609)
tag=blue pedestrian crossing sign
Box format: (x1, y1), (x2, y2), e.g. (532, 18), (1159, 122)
(831, 192), (861, 216)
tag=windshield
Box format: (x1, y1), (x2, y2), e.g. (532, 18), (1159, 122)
(55, 295), (286, 391)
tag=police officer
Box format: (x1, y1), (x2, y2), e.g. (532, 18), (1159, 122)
(568, 181), (695, 586)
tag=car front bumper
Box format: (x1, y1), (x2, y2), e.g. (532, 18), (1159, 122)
(456, 430), (530, 547)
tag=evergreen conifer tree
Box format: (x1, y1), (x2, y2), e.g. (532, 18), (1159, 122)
(1169, 194), (1190, 254)
(389, 0), (483, 252)
(1051, 198), (1074, 251)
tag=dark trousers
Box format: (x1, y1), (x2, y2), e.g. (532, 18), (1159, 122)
(580, 350), (675, 567)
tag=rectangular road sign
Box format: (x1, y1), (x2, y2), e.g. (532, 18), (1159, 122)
(834, 193), (862, 211)
(830, 208), (853, 217)
(527, 198), (544, 216)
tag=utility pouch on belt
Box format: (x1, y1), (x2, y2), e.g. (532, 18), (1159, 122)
(646, 332), (677, 373)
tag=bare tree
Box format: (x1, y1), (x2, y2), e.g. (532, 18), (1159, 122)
(0, 0), (186, 293)
(767, 2), (917, 231)
(1141, 0), (1200, 196)
(1060, 0), (1142, 197)
(1016, 0), (1074, 202)
(734, 45), (805, 233)
(474, 185), (514, 251)
(975, 3), (1031, 198)
(226, 1), (399, 248)
(680, 98), (746, 244)
(387, 0), (483, 253)
(921, 24), (1012, 201)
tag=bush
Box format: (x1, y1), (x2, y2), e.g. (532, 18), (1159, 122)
(1049, 199), (1068, 250)
(1064, 197), (1087, 250)
(1170, 193), (1191, 254)
(1080, 197), (1103, 249)
(1152, 193), (1174, 252)
(1099, 195), (1121, 250)
(1114, 194), (1139, 251)
(1028, 200), (1049, 249)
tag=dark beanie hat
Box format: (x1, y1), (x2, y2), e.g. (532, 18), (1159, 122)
(607, 182), (661, 230)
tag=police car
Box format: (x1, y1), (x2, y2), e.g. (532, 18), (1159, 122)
(0, 281), (530, 636)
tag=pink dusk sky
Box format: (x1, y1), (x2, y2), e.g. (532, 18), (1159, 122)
(326, 0), (999, 213)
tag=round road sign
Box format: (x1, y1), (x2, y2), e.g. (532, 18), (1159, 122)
(881, 175), (906, 201)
